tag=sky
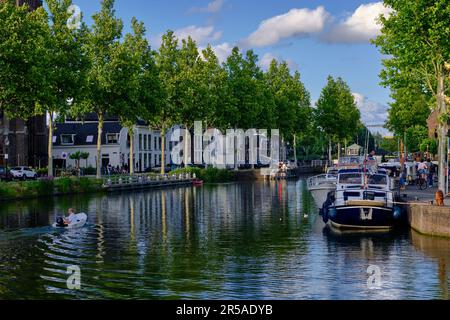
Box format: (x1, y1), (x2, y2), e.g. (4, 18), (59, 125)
(68, 0), (392, 136)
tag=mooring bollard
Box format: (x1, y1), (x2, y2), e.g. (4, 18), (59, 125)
(435, 190), (444, 206)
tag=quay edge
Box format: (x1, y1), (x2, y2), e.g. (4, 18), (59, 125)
(405, 203), (450, 238)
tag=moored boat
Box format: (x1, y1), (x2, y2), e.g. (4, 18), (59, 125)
(192, 179), (204, 186)
(307, 171), (337, 210)
(322, 169), (403, 230)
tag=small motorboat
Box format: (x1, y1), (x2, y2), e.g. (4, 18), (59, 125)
(192, 179), (204, 186)
(52, 213), (88, 229)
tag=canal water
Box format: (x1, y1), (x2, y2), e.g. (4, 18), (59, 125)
(0, 180), (449, 299)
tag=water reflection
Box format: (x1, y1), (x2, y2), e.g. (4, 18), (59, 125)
(0, 180), (448, 299)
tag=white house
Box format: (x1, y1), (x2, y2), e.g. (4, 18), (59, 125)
(52, 115), (173, 172)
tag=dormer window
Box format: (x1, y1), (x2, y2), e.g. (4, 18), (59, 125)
(86, 135), (94, 143)
(107, 133), (119, 144)
(61, 134), (75, 145)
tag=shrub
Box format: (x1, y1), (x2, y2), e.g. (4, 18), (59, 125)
(83, 166), (97, 176)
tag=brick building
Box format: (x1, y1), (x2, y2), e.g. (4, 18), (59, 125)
(0, 0), (47, 168)
(427, 109), (450, 139)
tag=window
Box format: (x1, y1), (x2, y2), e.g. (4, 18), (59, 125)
(143, 135), (147, 150)
(86, 135), (94, 143)
(107, 133), (119, 144)
(148, 135), (152, 150)
(139, 134), (142, 150)
(339, 174), (363, 185)
(61, 134), (74, 145)
(159, 137), (162, 150)
(52, 136), (57, 143)
(368, 175), (387, 186)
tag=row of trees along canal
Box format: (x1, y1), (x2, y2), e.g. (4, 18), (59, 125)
(374, 0), (450, 192)
(0, 0), (363, 179)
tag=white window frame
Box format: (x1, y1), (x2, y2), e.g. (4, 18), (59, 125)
(61, 134), (75, 145)
(106, 133), (119, 144)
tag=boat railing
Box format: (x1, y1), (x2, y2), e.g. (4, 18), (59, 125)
(103, 173), (193, 187)
(307, 174), (337, 187)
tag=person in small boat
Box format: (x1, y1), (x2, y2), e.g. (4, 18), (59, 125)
(56, 208), (77, 227)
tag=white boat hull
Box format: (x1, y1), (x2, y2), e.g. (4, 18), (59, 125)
(52, 213), (88, 229)
(308, 185), (335, 208)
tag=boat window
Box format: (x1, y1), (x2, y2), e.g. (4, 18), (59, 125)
(339, 174), (362, 184)
(368, 175), (387, 185)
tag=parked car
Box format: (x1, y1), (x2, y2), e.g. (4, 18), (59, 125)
(0, 166), (13, 182)
(10, 166), (38, 180)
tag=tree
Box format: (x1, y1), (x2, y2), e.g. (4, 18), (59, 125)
(405, 125), (429, 153)
(39, 0), (87, 177)
(80, 0), (123, 178)
(0, 1), (47, 131)
(385, 84), (431, 136)
(374, 0), (450, 191)
(69, 150), (82, 175)
(265, 60), (311, 161)
(80, 151), (90, 168)
(110, 18), (161, 174)
(315, 76), (361, 160)
(420, 138), (438, 156)
(177, 37), (204, 167)
(153, 31), (180, 174)
(200, 45), (230, 130)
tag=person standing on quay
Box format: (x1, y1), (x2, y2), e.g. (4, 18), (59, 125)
(426, 159), (434, 187)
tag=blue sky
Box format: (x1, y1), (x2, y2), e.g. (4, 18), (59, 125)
(68, 0), (392, 134)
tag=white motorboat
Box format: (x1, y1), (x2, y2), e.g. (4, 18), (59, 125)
(307, 170), (337, 209)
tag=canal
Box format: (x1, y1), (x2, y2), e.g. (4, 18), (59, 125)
(0, 180), (449, 299)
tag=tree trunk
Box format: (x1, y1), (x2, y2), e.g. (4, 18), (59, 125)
(337, 142), (341, 160)
(129, 128), (134, 175)
(437, 73), (447, 192)
(234, 126), (238, 171)
(96, 113), (103, 179)
(184, 124), (189, 168)
(47, 112), (53, 177)
(161, 126), (166, 175)
(293, 134), (297, 163)
(328, 139), (332, 163)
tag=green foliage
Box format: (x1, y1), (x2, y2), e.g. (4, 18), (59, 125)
(380, 137), (398, 153)
(374, 0), (450, 189)
(385, 85), (431, 136)
(0, 177), (104, 200)
(0, 0), (48, 119)
(315, 76), (361, 143)
(265, 59), (311, 140)
(405, 125), (429, 153)
(419, 138), (438, 156)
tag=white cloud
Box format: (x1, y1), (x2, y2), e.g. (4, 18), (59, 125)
(260, 53), (277, 69)
(325, 2), (392, 43)
(241, 6), (329, 48)
(174, 25), (222, 45)
(189, 0), (225, 14)
(260, 53), (298, 71)
(353, 92), (389, 127)
(209, 42), (234, 63)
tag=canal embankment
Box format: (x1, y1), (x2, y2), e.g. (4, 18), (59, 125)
(400, 186), (450, 238)
(0, 168), (234, 201)
(406, 203), (450, 238)
(0, 177), (105, 202)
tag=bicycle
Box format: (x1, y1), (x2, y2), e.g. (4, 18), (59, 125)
(414, 174), (428, 190)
